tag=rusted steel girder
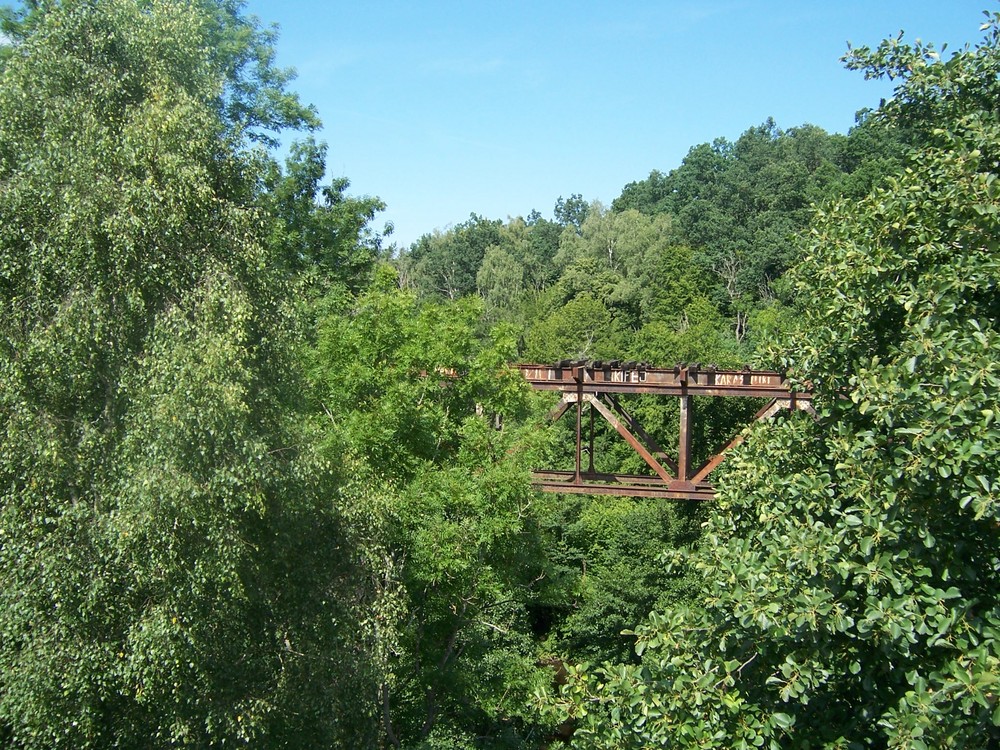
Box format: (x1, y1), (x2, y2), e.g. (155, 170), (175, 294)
(518, 361), (813, 500)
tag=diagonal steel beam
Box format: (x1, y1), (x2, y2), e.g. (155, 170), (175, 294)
(583, 394), (674, 484)
(547, 396), (573, 422)
(689, 398), (778, 484)
(602, 394), (679, 474)
(689, 397), (814, 484)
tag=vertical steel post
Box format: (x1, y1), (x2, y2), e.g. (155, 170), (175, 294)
(678, 394), (692, 483)
(574, 368), (584, 483)
(587, 403), (595, 473)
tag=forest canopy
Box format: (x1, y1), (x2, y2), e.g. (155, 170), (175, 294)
(0, 2), (997, 748)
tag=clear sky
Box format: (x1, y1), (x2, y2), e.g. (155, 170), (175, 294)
(242, 1), (989, 249)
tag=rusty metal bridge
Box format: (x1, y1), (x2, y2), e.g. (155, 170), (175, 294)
(517, 361), (813, 501)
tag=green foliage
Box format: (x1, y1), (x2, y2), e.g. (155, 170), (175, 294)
(0, 2), (371, 746)
(310, 268), (529, 478)
(614, 117), (907, 319)
(553, 205), (679, 326)
(2, 2), (965, 747)
(630, 297), (745, 368)
(308, 268), (555, 747)
(199, 0), (320, 143)
(477, 243), (526, 325)
(531, 494), (704, 663)
(0, 0), (318, 142)
(524, 292), (626, 363)
(549, 15), (1000, 748)
(265, 137), (389, 294)
(401, 214), (505, 301)
(554, 193), (591, 230)
(112, 272), (371, 745)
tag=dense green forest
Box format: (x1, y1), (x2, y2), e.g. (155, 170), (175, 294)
(0, 2), (997, 748)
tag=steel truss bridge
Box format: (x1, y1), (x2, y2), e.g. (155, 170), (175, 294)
(517, 361), (813, 501)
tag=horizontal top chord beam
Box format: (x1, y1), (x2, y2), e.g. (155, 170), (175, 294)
(516, 362), (810, 400)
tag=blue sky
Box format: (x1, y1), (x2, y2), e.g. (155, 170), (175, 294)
(243, 1), (988, 248)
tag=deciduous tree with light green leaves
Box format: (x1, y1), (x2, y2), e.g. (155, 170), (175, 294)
(0, 1), (375, 746)
(308, 266), (556, 748)
(548, 14), (1000, 749)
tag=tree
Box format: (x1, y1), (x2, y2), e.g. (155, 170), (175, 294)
(613, 118), (906, 322)
(551, 205), (684, 329)
(523, 293), (625, 363)
(554, 193), (591, 231)
(400, 214), (504, 301)
(548, 15), (1000, 748)
(0, 2), (370, 745)
(477, 243), (526, 325)
(0, 0), (319, 142)
(265, 136), (389, 294)
(307, 266), (554, 748)
(529, 493), (704, 664)
(521, 210), (563, 291)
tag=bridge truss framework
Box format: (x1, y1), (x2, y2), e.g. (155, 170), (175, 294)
(517, 362), (813, 500)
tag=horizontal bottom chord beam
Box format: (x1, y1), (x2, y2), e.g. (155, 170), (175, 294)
(531, 471), (715, 500)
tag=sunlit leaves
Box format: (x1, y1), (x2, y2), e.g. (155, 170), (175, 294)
(0, 2), (366, 746)
(548, 14), (1000, 749)
(308, 270), (552, 744)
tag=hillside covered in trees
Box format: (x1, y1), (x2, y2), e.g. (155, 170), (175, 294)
(0, 2), (997, 748)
